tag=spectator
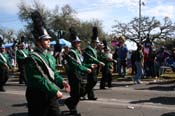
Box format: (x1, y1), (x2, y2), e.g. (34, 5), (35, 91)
(131, 51), (137, 75)
(155, 46), (169, 77)
(117, 36), (128, 77)
(133, 44), (144, 84)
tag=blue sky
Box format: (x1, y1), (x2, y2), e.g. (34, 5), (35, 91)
(0, 0), (174, 34)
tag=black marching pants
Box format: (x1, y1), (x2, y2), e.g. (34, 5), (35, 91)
(26, 87), (61, 116)
(65, 73), (83, 111)
(0, 68), (9, 89)
(18, 62), (26, 84)
(84, 69), (98, 98)
(100, 68), (112, 88)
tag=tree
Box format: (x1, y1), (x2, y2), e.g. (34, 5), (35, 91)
(112, 16), (175, 44)
(155, 17), (175, 40)
(48, 4), (78, 39)
(77, 19), (105, 48)
(18, 0), (52, 40)
(18, 0), (105, 46)
(0, 27), (16, 43)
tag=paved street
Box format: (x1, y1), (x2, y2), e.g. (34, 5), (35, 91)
(0, 75), (175, 116)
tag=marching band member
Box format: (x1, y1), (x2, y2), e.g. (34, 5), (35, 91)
(82, 26), (105, 100)
(64, 27), (92, 116)
(25, 11), (70, 116)
(0, 44), (12, 92)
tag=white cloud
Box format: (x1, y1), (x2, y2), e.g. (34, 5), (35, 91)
(75, 0), (151, 22)
(0, 0), (20, 14)
(0, 0), (174, 33)
(100, 0), (148, 11)
(42, 0), (91, 10)
(144, 5), (174, 19)
(77, 10), (105, 21)
(0, 0), (86, 14)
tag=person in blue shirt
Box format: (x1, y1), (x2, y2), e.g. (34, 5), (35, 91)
(117, 36), (128, 77)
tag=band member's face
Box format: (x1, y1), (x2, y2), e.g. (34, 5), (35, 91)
(18, 45), (24, 49)
(64, 47), (69, 52)
(21, 45), (25, 49)
(0, 48), (5, 52)
(41, 39), (50, 49)
(74, 41), (81, 48)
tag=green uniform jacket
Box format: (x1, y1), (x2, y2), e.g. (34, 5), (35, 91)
(98, 52), (113, 70)
(83, 45), (100, 66)
(66, 48), (89, 76)
(0, 52), (12, 80)
(16, 49), (30, 64)
(25, 48), (64, 98)
(0, 52), (12, 68)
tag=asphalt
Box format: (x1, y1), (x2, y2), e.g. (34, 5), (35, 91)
(0, 70), (175, 116)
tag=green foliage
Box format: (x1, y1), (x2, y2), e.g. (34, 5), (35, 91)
(0, 28), (16, 43)
(17, 0), (105, 47)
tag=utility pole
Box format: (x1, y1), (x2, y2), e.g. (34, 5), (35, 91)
(139, 0), (141, 43)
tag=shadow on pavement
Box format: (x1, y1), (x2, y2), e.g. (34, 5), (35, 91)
(12, 103), (27, 107)
(110, 83), (134, 87)
(148, 80), (175, 85)
(135, 85), (174, 91)
(130, 97), (175, 105)
(8, 112), (27, 116)
(147, 86), (174, 91)
(161, 112), (175, 116)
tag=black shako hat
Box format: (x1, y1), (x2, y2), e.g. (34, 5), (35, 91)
(91, 26), (100, 43)
(102, 40), (110, 51)
(0, 35), (4, 47)
(69, 27), (81, 43)
(31, 11), (51, 40)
